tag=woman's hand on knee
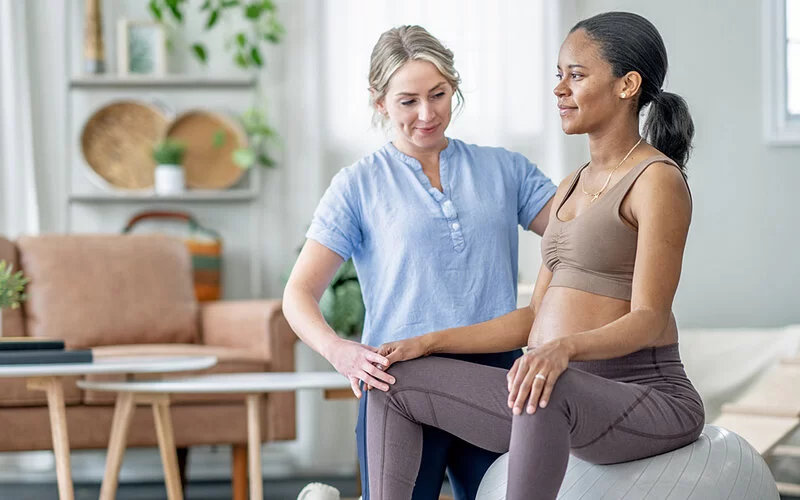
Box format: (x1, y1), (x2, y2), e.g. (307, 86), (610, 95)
(325, 338), (395, 398)
(507, 340), (570, 414)
(377, 336), (431, 366)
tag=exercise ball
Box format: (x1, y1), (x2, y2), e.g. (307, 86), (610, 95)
(476, 425), (779, 499)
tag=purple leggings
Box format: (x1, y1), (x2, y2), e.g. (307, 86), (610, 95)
(366, 344), (704, 500)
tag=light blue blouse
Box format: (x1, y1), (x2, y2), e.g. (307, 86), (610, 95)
(306, 138), (557, 348)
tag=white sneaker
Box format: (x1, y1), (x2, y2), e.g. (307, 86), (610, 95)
(297, 482), (342, 500)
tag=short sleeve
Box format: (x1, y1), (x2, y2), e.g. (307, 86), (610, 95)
(515, 153), (557, 229)
(305, 168), (363, 260)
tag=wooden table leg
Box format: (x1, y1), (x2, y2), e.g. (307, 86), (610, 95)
(28, 377), (74, 500)
(232, 444), (248, 500)
(245, 394), (263, 500)
(145, 394), (184, 500)
(99, 392), (135, 500)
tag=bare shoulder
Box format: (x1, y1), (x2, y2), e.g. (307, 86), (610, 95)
(634, 162), (691, 205)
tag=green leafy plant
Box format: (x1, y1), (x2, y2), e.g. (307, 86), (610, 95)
(0, 261), (29, 310)
(148, 0), (285, 69)
(318, 259), (365, 339)
(283, 254), (364, 339)
(232, 107), (278, 169)
(152, 139), (187, 165)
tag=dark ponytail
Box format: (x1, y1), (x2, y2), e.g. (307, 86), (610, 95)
(643, 91), (694, 172)
(571, 12), (694, 172)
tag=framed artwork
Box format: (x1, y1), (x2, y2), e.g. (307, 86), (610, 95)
(117, 19), (167, 76)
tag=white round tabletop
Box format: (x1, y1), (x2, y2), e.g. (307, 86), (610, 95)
(0, 355), (218, 378)
(77, 371), (351, 394)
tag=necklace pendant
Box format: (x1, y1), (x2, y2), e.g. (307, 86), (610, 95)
(590, 193), (600, 202)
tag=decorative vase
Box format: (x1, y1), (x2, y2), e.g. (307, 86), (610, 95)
(154, 164), (186, 195)
(83, 0), (105, 73)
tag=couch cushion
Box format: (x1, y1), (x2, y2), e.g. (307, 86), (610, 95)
(18, 234), (198, 349)
(82, 344), (269, 405)
(0, 237), (26, 338)
(0, 376), (82, 407)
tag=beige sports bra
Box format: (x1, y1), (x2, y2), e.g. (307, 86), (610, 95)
(541, 155), (685, 301)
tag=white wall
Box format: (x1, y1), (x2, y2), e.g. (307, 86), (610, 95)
(570, 0), (800, 328)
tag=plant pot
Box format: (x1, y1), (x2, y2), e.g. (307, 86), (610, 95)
(154, 164), (185, 195)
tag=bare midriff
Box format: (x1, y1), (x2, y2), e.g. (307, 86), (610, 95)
(528, 286), (679, 350)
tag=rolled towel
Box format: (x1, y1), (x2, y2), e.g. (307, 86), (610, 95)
(297, 482), (341, 500)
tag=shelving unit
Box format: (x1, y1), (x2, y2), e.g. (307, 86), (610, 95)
(69, 74), (257, 89)
(64, 1), (265, 299)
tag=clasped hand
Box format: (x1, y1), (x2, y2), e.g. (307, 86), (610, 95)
(327, 338), (395, 398)
(507, 339), (570, 415)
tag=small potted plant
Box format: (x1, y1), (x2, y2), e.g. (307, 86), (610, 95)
(0, 260), (29, 337)
(152, 138), (187, 195)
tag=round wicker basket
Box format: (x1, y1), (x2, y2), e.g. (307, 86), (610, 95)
(80, 100), (168, 190)
(164, 110), (248, 189)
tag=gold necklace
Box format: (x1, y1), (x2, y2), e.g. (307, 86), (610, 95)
(581, 137), (643, 202)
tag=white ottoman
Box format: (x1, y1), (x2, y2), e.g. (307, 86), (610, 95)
(476, 425), (779, 499)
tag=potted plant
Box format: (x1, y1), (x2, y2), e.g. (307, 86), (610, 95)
(318, 259), (365, 339)
(283, 256), (364, 339)
(0, 260), (29, 337)
(152, 138), (187, 194)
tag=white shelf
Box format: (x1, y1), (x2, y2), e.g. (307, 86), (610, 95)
(69, 190), (258, 203)
(70, 74), (257, 89)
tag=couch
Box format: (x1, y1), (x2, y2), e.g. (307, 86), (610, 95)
(0, 233), (297, 496)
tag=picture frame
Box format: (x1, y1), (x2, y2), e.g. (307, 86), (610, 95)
(117, 19), (167, 76)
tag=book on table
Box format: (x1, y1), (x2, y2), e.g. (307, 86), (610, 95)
(0, 338), (92, 365)
(0, 337), (66, 351)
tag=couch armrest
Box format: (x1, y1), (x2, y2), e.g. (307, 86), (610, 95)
(199, 299), (298, 440)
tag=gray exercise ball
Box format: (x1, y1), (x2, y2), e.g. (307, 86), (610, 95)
(475, 425), (779, 499)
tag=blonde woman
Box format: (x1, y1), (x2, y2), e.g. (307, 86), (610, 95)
(283, 26), (556, 500)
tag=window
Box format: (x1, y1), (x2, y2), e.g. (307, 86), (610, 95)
(764, 0), (800, 144)
(789, 0), (799, 116)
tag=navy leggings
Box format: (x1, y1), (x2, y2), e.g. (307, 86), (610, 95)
(357, 351), (522, 500)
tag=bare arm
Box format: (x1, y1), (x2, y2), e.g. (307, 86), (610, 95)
(527, 197), (554, 236)
(283, 240), (392, 396)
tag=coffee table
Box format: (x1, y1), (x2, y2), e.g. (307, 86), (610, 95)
(0, 355), (217, 500)
(78, 372), (352, 500)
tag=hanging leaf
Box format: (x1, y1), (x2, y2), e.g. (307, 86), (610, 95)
(235, 33), (247, 48)
(222, 0), (240, 7)
(257, 153), (275, 168)
(165, 0), (183, 21)
(192, 43), (208, 64)
(205, 10), (219, 29)
(148, 1), (163, 21)
(200, 0), (212, 11)
(250, 47), (263, 67)
(234, 52), (248, 68)
(245, 4), (262, 19)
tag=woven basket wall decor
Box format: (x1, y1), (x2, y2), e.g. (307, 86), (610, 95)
(164, 110), (248, 189)
(80, 100), (168, 189)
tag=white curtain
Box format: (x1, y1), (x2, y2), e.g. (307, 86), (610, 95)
(0, 0), (40, 238)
